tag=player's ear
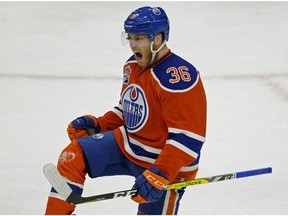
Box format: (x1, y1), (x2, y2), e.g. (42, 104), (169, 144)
(155, 33), (164, 47)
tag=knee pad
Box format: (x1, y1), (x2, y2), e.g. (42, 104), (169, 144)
(57, 139), (86, 184)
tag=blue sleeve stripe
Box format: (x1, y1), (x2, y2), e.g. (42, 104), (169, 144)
(169, 133), (203, 154)
(166, 139), (199, 159)
(168, 127), (205, 142)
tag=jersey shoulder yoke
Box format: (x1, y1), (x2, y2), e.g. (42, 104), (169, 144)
(152, 53), (199, 92)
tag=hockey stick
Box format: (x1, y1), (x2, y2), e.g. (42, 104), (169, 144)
(43, 163), (272, 205)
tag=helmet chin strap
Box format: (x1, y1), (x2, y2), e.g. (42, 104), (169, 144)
(150, 40), (167, 64)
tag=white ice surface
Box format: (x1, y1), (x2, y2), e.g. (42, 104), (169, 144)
(0, 2), (288, 215)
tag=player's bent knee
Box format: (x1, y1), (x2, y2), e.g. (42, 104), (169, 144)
(57, 139), (87, 184)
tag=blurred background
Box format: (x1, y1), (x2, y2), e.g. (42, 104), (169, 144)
(0, 1), (287, 214)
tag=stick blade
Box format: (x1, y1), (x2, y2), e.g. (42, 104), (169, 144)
(43, 163), (73, 200)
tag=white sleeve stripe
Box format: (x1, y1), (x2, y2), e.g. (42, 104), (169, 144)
(166, 139), (199, 159)
(168, 127), (205, 142)
(179, 164), (199, 172)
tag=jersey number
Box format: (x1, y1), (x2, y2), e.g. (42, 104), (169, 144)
(166, 66), (191, 84)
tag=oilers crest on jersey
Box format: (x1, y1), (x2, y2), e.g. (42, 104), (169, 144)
(121, 84), (149, 133)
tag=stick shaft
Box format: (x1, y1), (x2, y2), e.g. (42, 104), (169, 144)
(165, 167), (272, 190)
(43, 164), (272, 205)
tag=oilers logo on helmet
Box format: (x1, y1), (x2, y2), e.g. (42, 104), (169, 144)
(152, 7), (161, 15)
(121, 84), (149, 132)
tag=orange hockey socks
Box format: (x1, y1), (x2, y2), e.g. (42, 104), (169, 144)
(45, 140), (86, 215)
(45, 197), (75, 215)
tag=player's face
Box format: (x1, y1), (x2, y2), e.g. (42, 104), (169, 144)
(127, 34), (152, 68)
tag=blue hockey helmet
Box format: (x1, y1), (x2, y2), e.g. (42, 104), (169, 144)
(124, 6), (170, 42)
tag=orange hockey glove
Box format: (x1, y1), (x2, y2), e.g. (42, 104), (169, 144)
(131, 166), (169, 203)
(67, 115), (100, 140)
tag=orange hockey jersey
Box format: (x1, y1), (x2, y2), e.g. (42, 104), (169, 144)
(97, 50), (207, 182)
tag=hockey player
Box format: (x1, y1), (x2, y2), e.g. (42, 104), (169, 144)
(45, 6), (207, 215)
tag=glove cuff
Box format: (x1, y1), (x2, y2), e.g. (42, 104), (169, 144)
(143, 166), (169, 190)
